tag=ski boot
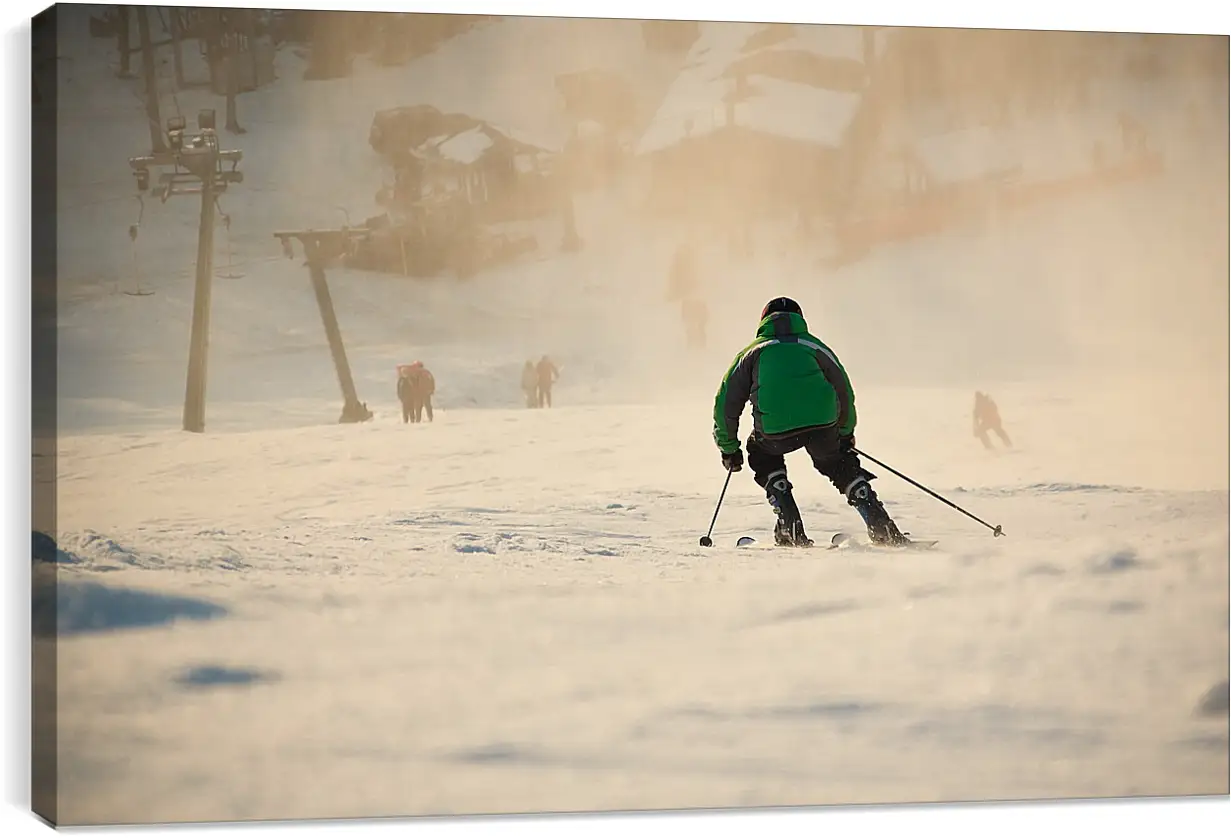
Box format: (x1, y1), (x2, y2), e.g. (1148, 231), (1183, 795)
(846, 476), (909, 547)
(765, 470), (813, 547)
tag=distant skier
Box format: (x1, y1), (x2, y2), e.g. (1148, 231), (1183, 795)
(521, 360), (538, 408)
(712, 297), (909, 547)
(972, 391), (1011, 450)
(665, 243), (698, 302)
(535, 355), (560, 408)
(397, 361), (435, 423)
(397, 365), (415, 423)
(411, 362), (436, 422)
(681, 296), (708, 350)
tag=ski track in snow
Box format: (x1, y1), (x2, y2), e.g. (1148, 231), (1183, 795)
(40, 10), (1229, 827)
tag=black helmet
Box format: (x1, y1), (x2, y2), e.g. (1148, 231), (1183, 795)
(761, 296), (802, 319)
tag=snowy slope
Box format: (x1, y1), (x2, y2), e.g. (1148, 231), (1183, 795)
(41, 388), (1231, 824)
(42, 9), (1229, 827)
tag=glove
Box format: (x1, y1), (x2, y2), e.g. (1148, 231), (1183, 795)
(839, 433), (856, 453)
(721, 449), (744, 472)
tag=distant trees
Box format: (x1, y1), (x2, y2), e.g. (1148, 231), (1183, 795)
(97, 5), (503, 150)
(134, 6), (166, 152)
(202, 8), (258, 133)
(100, 6), (260, 146)
(290, 9), (491, 79)
(303, 11), (359, 80)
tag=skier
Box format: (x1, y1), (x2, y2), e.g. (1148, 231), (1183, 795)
(396, 364), (415, 424)
(712, 297), (909, 547)
(665, 243), (698, 303)
(521, 360), (538, 408)
(535, 355), (560, 408)
(398, 361), (435, 423)
(681, 296), (708, 350)
(412, 361), (436, 423)
(972, 391), (1011, 450)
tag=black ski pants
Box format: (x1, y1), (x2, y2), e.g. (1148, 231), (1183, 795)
(745, 425), (867, 498)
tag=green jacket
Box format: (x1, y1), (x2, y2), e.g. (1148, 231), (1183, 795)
(712, 311), (857, 453)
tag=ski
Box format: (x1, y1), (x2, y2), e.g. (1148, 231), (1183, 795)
(734, 535), (815, 549)
(828, 531), (939, 551)
(733, 532), (939, 550)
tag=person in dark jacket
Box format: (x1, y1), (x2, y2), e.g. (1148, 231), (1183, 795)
(535, 355), (560, 408)
(712, 297), (908, 547)
(397, 361), (435, 423)
(521, 361), (538, 408)
(397, 365), (414, 423)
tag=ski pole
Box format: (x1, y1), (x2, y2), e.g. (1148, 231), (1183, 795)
(699, 468), (734, 547)
(853, 447), (1005, 537)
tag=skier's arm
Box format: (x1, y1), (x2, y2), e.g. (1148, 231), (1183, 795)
(811, 346), (857, 436)
(712, 351), (754, 453)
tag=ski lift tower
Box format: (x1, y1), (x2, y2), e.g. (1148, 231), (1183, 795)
(273, 227), (375, 425)
(129, 109), (243, 433)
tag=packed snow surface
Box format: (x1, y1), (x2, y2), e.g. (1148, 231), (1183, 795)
(40, 9), (1228, 826)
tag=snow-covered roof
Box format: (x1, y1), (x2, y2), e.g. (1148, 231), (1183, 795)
(486, 122), (561, 155)
(636, 21), (883, 156)
(732, 76), (863, 148)
(885, 108), (1132, 190)
(633, 74), (731, 155)
(636, 74), (863, 155)
(634, 22), (776, 156)
(773, 24), (892, 64)
(410, 118), (559, 168)
(435, 126), (494, 165)
(907, 110), (1125, 187)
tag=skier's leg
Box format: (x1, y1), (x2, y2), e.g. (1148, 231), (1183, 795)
(747, 432), (811, 546)
(425, 396), (433, 422)
(994, 425), (1012, 447)
(977, 428), (993, 449)
(544, 386), (552, 408)
(806, 432), (908, 546)
(402, 402), (409, 424)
